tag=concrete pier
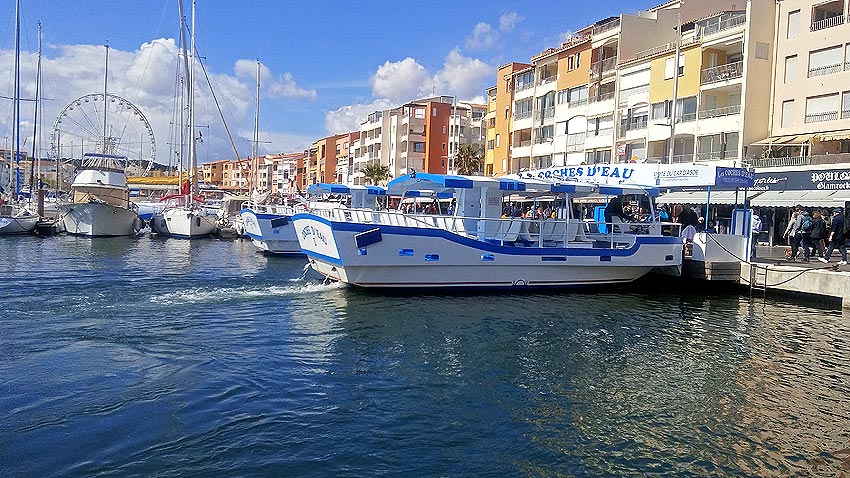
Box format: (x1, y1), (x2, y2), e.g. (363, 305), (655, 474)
(742, 261), (850, 310)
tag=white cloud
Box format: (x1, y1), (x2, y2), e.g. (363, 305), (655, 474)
(233, 59), (316, 100)
(432, 49), (494, 102)
(325, 98), (395, 134)
(499, 12), (522, 32)
(465, 12), (523, 51)
(370, 58), (431, 104)
(466, 23), (496, 50)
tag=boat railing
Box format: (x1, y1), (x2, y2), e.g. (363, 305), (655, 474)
(340, 209), (678, 249)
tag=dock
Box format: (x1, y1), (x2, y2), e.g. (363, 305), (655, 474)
(680, 237), (850, 310)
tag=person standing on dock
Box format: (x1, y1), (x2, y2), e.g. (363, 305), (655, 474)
(818, 208), (847, 266)
(750, 209), (762, 260)
(808, 210), (827, 260)
(788, 206), (810, 262)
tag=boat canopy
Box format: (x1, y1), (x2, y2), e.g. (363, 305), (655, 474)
(307, 183), (386, 196)
(387, 172), (655, 198)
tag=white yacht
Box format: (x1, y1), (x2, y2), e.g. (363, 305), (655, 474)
(58, 153), (143, 237)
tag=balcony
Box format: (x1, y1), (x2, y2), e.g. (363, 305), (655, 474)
(589, 57), (617, 80)
(701, 13), (746, 37)
(567, 98), (588, 109)
(747, 153), (850, 168)
(618, 117), (648, 136)
(843, 109), (850, 119)
(697, 150), (738, 161)
(514, 110), (532, 120)
(805, 111), (839, 123)
(588, 127), (614, 137)
(588, 91), (615, 104)
(533, 106), (556, 123)
(538, 74), (558, 86)
(701, 61), (743, 85)
(811, 14), (844, 32)
(698, 105), (741, 120)
(566, 133), (586, 152)
(808, 63), (843, 77)
(516, 82), (534, 93)
(593, 18), (620, 36)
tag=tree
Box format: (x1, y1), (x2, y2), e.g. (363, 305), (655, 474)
(454, 144), (483, 176)
(363, 163), (390, 185)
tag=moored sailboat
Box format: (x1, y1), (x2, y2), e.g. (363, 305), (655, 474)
(0, 0), (37, 235)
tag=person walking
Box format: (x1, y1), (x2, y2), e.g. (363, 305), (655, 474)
(750, 209), (762, 260)
(788, 206), (810, 261)
(818, 208), (847, 265)
(808, 210), (827, 259)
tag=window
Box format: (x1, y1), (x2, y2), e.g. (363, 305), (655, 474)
(413, 142), (425, 153)
(652, 102), (668, 120)
(487, 139), (495, 150)
(782, 100), (794, 128)
(755, 42), (770, 61)
(787, 10), (800, 39)
(808, 45), (843, 77)
(805, 93), (840, 123)
(442, 143), (446, 151)
(442, 125), (447, 134)
(842, 91), (850, 118)
(496, 134), (501, 148)
(664, 55), (685, 79)
(784, 55), (797, 83)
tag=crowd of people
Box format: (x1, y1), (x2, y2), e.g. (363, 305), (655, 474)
(783, 205), (848, 265)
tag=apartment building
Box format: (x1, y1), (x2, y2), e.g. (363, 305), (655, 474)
(202, 159), (227, 185)
(349, 97), (486, 185)
(485, 62), (531, 177)
(335, 132), (359, 184)
(499, 0), (776, 174)
(754, 0), (850, 166)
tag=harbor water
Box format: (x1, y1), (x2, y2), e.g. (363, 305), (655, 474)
(1, 235), (848, 477)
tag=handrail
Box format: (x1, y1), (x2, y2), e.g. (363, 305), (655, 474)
(701, 61), (743, 84)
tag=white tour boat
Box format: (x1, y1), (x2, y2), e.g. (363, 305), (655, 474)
(241, 184), (385, 254)
(292, 172), (683, 289)
(58, 153), (143, 237)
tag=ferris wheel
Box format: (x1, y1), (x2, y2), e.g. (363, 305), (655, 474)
(50, 93), (156, 175)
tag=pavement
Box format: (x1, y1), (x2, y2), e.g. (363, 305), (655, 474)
(753, 244), (849, 270)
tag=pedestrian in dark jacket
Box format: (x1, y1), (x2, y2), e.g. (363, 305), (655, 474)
(809, 210), (827, 259)
(819, 208), (847, 265)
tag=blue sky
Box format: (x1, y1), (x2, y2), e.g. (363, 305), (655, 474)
(1, 0), (650, 165)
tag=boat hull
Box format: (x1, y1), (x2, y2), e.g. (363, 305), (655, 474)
(58, 202), (142, 237)
(293, 214), (683, 289)
(240, 208), (301, 254)
(0, 214), (38, 235)
(151, 207), (216, 238)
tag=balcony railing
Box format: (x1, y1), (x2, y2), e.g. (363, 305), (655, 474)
(514, 110), (532, 120)
(538, 74), (558, 86)
(746, 153), (850, 168)
(843, 109), (850, 119)
(567, 98), (588, 108)
(698, 105), (741, 119)
(517, 140), (532, 148)
(534, 106), (556, 122)
(566, 133), (586, 152)
(808, 63), (843, 77)
(589, 127), (614, 137)
(696, 150), (738, 161)
(701, 61), (743, 84)
(593, 18), (620, 36)
(702, 14), (746, 36)
(805, 111), (839, 123)
(516, 82), (534, 93)
(811, 14), (844, 32)
(589, 57), (617, 80)
(618, 84), (649, 103)
(618, 117), (648, 135)
(588, 91), (615, 104)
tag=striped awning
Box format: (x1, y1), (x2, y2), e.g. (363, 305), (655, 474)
(750, 134), (813, 146)
(816, 130), (850, 142)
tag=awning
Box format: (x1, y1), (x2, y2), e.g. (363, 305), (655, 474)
(656, 190), (756, 205)
(750, 189), (848, 208)
(816, 130), (850, 142)
(750, 134), (813, 146)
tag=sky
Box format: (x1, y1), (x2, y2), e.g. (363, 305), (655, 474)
(0, 0), (651, 166)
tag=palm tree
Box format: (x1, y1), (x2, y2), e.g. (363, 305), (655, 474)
(362, 163), (390, 186)
(454, 144), (483, 176)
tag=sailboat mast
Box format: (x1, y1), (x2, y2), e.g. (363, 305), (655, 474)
(253, 59), (260, 192)
(12, 0), (21, 198)
(103, 43), (109, 156)
(189, 0), (197, 197)
(29, 22), (42, 191)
